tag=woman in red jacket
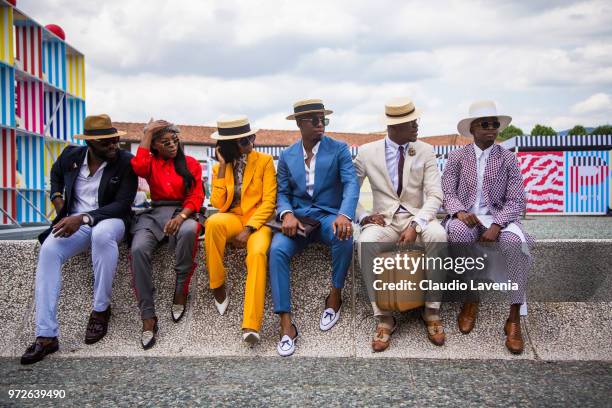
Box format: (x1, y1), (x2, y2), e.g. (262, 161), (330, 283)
(130, 120), (204, 349)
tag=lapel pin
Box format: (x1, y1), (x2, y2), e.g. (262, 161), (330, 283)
(72, 162), (78, 170)
(408, 147), (416, 156)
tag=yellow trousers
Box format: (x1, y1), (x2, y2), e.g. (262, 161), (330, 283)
(204, 210), (272, 331)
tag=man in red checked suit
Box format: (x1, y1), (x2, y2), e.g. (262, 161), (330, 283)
(442, 100), (534, 355)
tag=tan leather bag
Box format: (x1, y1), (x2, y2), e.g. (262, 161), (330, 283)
(375, 249), (425, 312)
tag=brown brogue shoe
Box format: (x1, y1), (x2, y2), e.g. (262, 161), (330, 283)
(504, 319), (524, 354)
(458, 302), (479, 334)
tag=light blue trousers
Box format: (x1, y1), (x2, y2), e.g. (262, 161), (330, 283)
(34, 218), (125, 338)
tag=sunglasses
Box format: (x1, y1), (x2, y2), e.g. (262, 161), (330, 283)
(158, 136), (180, 148)
(238, 134), (256, 146)
(92, 136), (120, 146)
(299, 117), (329, 126)
(479, 121), (501, 129)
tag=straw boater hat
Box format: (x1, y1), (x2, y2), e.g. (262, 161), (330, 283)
(286, 98), (333, 120)
(75, 114), (126, 140)
(457, 100), (512, 137)
(383, 98), (422, 126)
(211, 116), (258, 140)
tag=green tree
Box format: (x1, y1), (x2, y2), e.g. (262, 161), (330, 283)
(498, 124), (523, 141)
(530, 124), (557, 136)
(590, 124), (612, 135)
(568, 125), (588, 135)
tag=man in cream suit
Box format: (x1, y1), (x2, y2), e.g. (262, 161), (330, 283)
(355, 98), (447, 352)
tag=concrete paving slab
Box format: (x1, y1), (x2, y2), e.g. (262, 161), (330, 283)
(183, 244), (356, 358)
(526, 302), (612, 361)
(13, 242), (205, 358)
(352, 260), (536, 359)
(0, 241), (38, 357)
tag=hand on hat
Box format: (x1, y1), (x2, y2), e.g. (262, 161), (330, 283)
(143, 119), (171, 137)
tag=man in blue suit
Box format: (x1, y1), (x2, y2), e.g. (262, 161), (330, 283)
(270, 99), (359, 356)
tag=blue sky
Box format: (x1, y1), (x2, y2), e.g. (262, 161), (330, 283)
(23, 0), (612, 136)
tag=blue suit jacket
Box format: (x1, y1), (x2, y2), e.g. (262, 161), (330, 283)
(276, 135), (359, 220)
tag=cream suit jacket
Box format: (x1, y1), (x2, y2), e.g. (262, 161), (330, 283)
(354, 138), (443, 226)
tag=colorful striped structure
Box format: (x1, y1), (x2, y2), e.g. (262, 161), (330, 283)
(66, 53), (85, 99)
(42, 39), (66, 90)
(0, 5), (14, 65)
(0, 64), (15, 127)
(0, 3), (86, 226)
(14, 24), (43, 78)
(0, 128), (16, 224)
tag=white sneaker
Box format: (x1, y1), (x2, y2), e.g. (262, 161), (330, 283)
(276, 324), (298, 357)
(214, 290), (229, 315)
(320, 304), (341, 331)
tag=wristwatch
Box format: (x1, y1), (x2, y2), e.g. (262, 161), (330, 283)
(82, 214), (92, 226)
(178, 213), (188, 220)
(409, 220), (422, 233)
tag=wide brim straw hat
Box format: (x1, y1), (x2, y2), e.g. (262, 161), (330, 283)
(383, 98), (422, 126)
(211, 116), (259, 140)
(75, 114), (126, 140)
(286, 98), (333, 120)
(457, 100), (512, 137)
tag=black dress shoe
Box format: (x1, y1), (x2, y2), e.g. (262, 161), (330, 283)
(141, 317), (159, 350)
(172, 292), (188, 323)
(171, 303), (186, 323)
(85, 306), (111, 345)
(20, 337), (59, 365)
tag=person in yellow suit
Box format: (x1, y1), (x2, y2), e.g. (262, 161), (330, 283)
(205, 116), (277, 346)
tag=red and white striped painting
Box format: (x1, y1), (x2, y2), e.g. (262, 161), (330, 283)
(518, 151), (564, 213)
(16, 80), (44, 134)
(0, 128), (16, 224)
(15, 25), (43, 78)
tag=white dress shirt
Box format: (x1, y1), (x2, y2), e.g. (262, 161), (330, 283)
(384, 137), (410, 194)
(362, 137), (427, 230)
(470, 143), (494, 215)
(303, 141), (320, 197)
(71, 151), (107, 216)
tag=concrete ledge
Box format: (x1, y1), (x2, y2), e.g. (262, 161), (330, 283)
(0, 240), (610, 361)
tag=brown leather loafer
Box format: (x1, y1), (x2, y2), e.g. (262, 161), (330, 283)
(504, 319), (524, 354)
(20, 337), (59, 365)
(372, 318), (397, 352)
(85, 306), (111, 345)
(458, 302), (479, 334)
(423, 315), (445, 346)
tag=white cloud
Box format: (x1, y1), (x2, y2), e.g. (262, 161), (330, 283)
(18, 0), (612, 136)
(571, 93), (612, 114)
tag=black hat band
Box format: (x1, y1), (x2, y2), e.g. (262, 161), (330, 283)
(84, 127), (118, 136)
(386, 107), (416, 118)
(218, 123), (251, 136)
(294, 103), (325, 114)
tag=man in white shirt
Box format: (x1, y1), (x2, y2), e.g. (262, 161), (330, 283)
(442, 100), (534, 354)
(355, 98), (447, 352)
(21, 114), (138, 365)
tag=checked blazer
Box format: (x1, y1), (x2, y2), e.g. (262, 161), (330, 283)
(441, 143), (532, 240)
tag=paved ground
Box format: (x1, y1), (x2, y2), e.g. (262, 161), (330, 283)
(0, 357), (610, 407)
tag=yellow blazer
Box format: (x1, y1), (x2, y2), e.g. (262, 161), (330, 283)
(210, 150), (277, 229)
